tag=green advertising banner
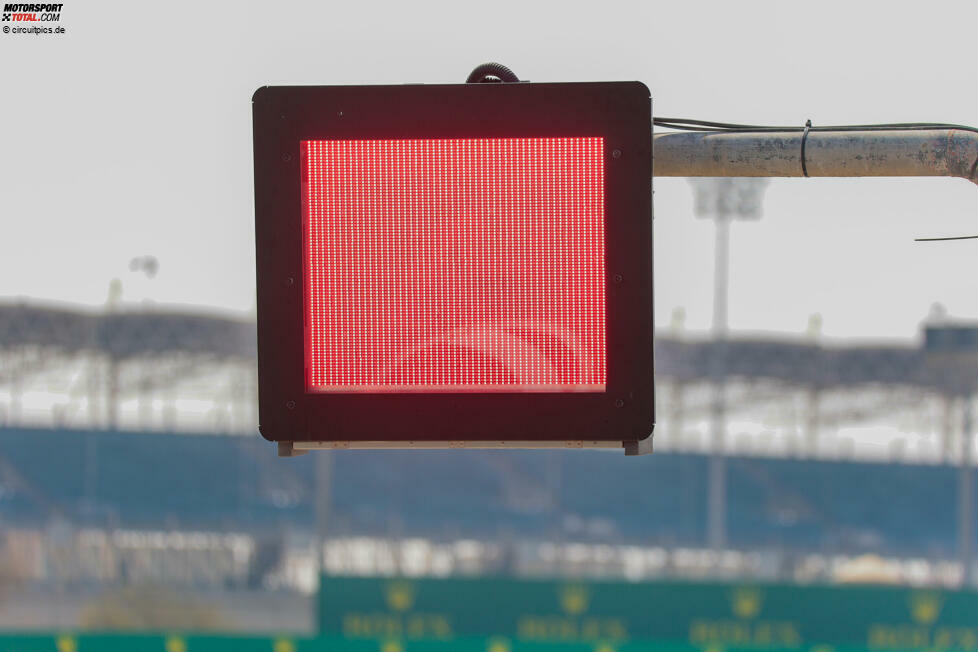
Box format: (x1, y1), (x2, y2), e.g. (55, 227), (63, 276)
(319, 575), (978, 650)
(0, 634), (934, 652)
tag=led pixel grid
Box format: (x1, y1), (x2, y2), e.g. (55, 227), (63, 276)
(302, 137), (606, 393)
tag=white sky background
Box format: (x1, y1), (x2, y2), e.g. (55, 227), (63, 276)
(1, 0), (977, 341)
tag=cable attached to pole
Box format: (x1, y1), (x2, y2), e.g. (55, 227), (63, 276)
(915, 235), (978, 241)
(466, 63), (520, 84)
(800, 119), (812, 178)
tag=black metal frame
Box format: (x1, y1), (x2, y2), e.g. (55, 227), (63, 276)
(252, 81), (653, 447)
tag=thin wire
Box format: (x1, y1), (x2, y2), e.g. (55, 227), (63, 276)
(915, 235), (978, 241)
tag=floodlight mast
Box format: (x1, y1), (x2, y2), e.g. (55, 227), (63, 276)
(653, 129), (978, 184)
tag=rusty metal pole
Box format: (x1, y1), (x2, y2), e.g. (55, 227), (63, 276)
(654, 130), (978, 183)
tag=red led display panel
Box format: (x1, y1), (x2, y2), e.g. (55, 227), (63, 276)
(302, 137), (607, 393)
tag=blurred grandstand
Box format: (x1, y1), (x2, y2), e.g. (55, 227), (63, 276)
(1, 300), (977, 631)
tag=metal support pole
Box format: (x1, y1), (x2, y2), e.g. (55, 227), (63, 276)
(87, 353), (100, 426)
(670, 382), (685, 445)
(712, 219), (730, 337)
(314, 449), (332, 586)
(708, 398), (727, 551)
(708, 217), (730, 552)
(654, 129), (978, 183)
(548, 450), (563, 550)
(83, 430), (98, 520)
(107, 358), (119, 431)
(943, 395), (955, 463)
(690, 178), (767, 555)
(960, 396), (974, 587)
(805, 387), (821, 458)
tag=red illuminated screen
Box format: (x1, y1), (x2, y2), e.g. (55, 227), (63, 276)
(302, 137), (606, 393)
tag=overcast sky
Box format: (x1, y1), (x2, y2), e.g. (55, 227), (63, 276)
(2, 0), (976, 341)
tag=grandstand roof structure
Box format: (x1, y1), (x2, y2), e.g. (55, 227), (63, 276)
(1, 300), (974, 391)
(0, 302), (255, 360)
(0, 300), (975, 462)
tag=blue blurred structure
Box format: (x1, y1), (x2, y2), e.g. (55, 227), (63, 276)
(0, 426), (970, 558)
